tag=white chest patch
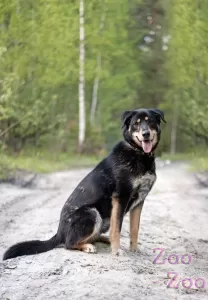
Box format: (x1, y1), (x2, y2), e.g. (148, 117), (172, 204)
(131, 173), (156, 189)
(129, 172), (156, 211)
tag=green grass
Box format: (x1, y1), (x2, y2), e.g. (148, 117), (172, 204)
(1, 149), (208, 181)
(191, 157), (208, 172)
(0, 149), (104, 180)
(161, 152), (208, 171)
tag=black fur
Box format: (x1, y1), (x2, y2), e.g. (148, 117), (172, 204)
(3, 235), (58, 260)
(3, 108), (165, 260)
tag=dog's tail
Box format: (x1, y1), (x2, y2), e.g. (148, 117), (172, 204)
(3, 234), (60, 260)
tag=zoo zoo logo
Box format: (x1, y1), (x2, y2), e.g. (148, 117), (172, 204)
(153, 248), (207, 289)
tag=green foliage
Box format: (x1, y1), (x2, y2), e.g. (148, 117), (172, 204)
(0, 0), (208, 171)
(165, 0), (208, 152)
(0, 0), (141, 152)
(0, 149), (102, 179)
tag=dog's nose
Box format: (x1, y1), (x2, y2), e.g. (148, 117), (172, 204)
(142, 130), (150, 139)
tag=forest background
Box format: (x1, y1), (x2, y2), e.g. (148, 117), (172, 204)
(0, 0), (208, 176)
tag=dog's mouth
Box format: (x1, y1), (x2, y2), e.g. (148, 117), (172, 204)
(136, 136), (154, 153)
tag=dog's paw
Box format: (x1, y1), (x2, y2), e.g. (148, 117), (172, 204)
(83, 244), (97, 254)
(111, 248), (126, 256)
(130, 245), (138, 252)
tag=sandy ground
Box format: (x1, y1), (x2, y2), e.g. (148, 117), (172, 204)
(0, 161), (208, 300)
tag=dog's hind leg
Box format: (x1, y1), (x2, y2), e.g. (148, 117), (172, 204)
(65, 207), (102, 253)
(73, 243), (97, 253)
(94, 235), (110, 244)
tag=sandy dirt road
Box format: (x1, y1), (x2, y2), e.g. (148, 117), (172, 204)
(0, 162), (208, 300)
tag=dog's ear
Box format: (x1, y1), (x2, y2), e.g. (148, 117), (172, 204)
(149, 108), (166, 124)
(121, 110), (134, 128)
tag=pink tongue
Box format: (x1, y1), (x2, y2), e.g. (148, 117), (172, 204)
(142, 141), (152, 153)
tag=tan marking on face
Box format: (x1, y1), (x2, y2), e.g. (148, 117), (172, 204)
(145, 116), (148, 121)
(132, 128), (143, 146)
(151, 129), (158, 147)
(132, 128), (158, 146)
(137, 119), (140, 123)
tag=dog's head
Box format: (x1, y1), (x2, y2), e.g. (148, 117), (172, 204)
(121, 108), (166, 154)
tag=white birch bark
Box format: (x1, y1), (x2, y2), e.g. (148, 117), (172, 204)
(79, 0), (86, 151)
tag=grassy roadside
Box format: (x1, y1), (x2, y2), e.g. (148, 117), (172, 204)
(0, 150), (103, 180)
(161, 152), (208, 171)
(1, 149), (208, 181)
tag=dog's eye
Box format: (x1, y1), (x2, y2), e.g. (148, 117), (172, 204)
(135, 119), (140, 125)
(147, 119), (154, 125)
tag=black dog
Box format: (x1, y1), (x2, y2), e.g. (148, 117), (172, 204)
(3, 108), (166, 259)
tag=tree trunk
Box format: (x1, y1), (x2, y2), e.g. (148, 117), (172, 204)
(90, 5), (106, 125)
(170, 100), (179, 155)
(90, 54), (101, 125)
(78, 0), (86, 151)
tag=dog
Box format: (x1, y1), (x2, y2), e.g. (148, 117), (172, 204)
(3, 108), (166, 260)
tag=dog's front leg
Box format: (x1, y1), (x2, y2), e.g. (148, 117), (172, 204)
(110, 193), (125, 255)
(130, 201), (144, 251)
